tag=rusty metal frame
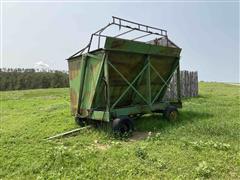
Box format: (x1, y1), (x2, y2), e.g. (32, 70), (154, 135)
(68, 16), (169, 59)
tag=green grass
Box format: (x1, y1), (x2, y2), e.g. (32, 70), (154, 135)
(0, 82), (239, 179)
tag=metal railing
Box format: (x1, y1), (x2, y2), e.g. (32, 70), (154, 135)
(68, 16), (168, 59)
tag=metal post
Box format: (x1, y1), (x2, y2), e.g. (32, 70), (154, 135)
(104, 53), (110, 115)
(88, 35), (93, 52)
(176, 61), (181, 103)
(147, 56), (151, 105)
(77, 55), (87, 115)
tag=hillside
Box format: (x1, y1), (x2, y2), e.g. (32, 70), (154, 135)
(0, 83), (239, 179)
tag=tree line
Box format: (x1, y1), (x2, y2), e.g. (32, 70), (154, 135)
(0, 68), (69, 91)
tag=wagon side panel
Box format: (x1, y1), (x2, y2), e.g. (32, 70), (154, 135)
(68, 57), (82, 115)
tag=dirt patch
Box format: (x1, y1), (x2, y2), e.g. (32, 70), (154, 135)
(129, 131), (152, 141)
(95, 143), (110, 151)
(94, 140), (110, 151)
(92, 132), (152, 151)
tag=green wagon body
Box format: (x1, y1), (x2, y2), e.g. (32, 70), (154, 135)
(67, 17), (182, 124)
(68, 37), (181, 121)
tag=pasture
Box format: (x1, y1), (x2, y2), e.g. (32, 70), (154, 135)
(0, 82), (239, 179)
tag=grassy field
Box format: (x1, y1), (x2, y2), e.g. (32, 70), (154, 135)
(0, 82), (239, 179)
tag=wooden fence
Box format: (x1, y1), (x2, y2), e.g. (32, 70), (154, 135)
(163, 71), (198, 100)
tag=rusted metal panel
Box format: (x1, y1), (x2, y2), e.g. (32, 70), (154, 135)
(80, 55), (103, 109)
(68, 56), (82, 114)
(108, 51), (147, 108)
(105, 37), (181, 57)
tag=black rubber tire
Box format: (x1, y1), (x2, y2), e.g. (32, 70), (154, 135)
(75, 117), (86, 127)
(164, 106), (178, 121)
(112, 118), (134, 136)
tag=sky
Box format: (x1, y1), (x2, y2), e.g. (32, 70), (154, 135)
(1, 1), (239, 82)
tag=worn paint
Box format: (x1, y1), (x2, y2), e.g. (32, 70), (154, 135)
(67, 37), (181, 122)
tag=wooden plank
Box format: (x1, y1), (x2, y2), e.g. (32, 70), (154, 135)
(163, 70), (198, 100)
(46, 126), (91, 140)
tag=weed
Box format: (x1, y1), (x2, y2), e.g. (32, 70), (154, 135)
(183, 140), (231, 151)
(196, 161), (215, 178)
(135, 146), (148, 160)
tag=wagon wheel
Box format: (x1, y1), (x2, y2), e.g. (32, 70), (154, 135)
(112, 118), (134, 137)
(75, 116), (87, 127)
(164, 106), (178, 121)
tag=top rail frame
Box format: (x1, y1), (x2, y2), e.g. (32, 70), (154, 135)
(68, 16), (169, 59)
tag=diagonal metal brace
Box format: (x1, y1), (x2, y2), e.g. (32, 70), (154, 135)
(151, 64), (179, 105)
(150, 64), (169, 88)
(109, 61), (149, 109)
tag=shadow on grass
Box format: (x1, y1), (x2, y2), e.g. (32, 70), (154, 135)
(90, 110), (213, 141)
(134, 110), (214, 132)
